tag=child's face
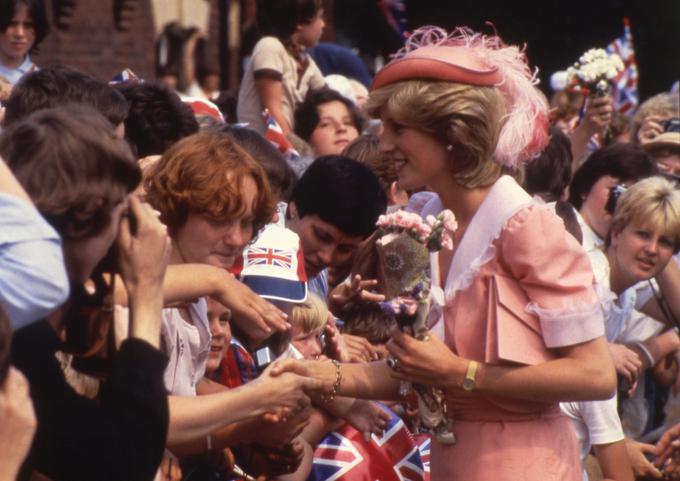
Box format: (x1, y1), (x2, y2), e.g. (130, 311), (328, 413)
(206, 300), (232, 373)
(296, 9), (325, 48)
(0, 4), (35, 66)
(290, 325), (324, 360)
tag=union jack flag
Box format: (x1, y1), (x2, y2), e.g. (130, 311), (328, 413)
(109, 68), (142, 85)
(246, 247), (293, 270)
(412, 434), (431, 481)
(309, 407), (425, 481)
(263, 109), (300, 160)
(606, 17), (638, 114)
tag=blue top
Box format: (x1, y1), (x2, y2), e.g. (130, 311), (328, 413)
(0, 193), (69, 329)
(0, 55), (36, 86)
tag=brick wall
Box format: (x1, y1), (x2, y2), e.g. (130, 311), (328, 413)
(33, 0), (164, 82)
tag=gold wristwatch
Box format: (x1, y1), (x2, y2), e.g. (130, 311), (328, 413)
(462, 360), (478, 392)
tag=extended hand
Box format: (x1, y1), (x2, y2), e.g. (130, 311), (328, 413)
(329, 274), (385, 313)
(215, 274), (290, 342)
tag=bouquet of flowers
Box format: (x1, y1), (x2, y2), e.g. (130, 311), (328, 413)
(566, 48), (624, 97)
(375, 209), (458, 444)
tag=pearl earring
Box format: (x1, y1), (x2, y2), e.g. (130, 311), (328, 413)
(446, 144), (453, 152)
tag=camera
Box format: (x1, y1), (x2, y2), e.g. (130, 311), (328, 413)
(662, 117), (680, 134)
(605, 184), (627, 215)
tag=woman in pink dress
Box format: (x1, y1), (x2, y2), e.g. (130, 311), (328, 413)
(273, 26), (616, 481)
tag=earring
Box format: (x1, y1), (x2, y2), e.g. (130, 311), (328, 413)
(446, 144), (453, 152)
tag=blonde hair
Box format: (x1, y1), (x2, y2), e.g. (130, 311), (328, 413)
(366, 80), (505, 188)
(288, 294), (328, 334)
(608, 176), (680, 253)
(632, 93), (680, 146)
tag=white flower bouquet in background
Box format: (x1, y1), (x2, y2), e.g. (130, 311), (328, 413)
(566, 48), (624, 97)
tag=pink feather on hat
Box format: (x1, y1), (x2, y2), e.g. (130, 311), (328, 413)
(372, 26), (550, 167)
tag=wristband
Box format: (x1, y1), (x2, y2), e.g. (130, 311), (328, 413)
(634, 342), (655, 367)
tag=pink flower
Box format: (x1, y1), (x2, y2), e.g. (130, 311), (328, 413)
(425, 214), (437, 227)
(441, 232), (454, 250)
(415, 223), (432, 239)
(441, 210), (458, 233)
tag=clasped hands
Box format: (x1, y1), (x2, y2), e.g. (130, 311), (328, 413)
(269, 325), (468, 392)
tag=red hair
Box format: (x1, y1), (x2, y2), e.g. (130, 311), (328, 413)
(144, 132), (275, 235)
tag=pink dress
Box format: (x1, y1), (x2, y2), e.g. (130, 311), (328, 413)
(424, 176), (605, 481)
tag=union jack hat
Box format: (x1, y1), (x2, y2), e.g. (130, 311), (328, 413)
(230, 224), (308, 303)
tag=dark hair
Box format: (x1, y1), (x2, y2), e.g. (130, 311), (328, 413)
(256, 0), (323, 39)
(523, 127), (573, 202)
(2, 65), (129, 128)
(212, 89), (238, 123)
(114, 81), (199, 157)
(0, 105), (141, 240)
(294, 88), (364, 142)
(219, 125), (296, 202)
(291, 155), (386, 238)
(569, 144), (658, 210)
(0, 0), (49, 53)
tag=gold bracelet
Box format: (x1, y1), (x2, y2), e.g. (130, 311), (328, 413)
(322, 359), (342, 403)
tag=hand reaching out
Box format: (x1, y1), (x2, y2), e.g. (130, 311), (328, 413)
(609, 343), (642, 394)
(655, 424), (680, 479)
(343, 333), (381, 362)
(342, 400), (391, 440)
(0, 367), (36, 481)
(214, 274), (290, 343)
(329, 275), (385, 314)
(625, 437), (662, 479)
(254, 362), (329, 419)
(323, 317), (349, 362)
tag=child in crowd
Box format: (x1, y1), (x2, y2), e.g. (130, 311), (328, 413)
(0, 0), (47, 85)
(237, 0), (326, 135)
(294, 88), (364, 158)
(223, 224), (390, 480)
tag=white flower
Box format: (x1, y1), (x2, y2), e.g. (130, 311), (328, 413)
(567, 48), (624, 87)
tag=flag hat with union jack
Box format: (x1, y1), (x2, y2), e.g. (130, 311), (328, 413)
(230, 224), (308, 303)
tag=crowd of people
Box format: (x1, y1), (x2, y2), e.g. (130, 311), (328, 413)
(1, 0), (680, 481)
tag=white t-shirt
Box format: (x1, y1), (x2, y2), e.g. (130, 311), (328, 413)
(588, 249), (649, 343)
(161, 298), (211, 396)
(561, 396), (624, 480)
(237, 36), (325, 133)
(574, 208), (604, 254)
